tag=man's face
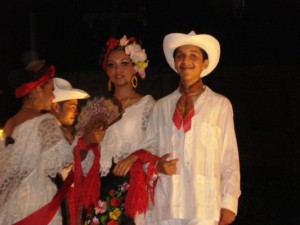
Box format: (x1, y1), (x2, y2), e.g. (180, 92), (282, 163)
(174, 45), (209, 87)
(55, 99), (79, 126)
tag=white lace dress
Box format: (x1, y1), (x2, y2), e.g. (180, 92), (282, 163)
(99, 95), (156, 176)
(0, 113), (74, 225)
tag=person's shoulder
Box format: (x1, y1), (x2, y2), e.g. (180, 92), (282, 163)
(38, 113), (60, 126)
(204, 86), (232, 105)
(143, 95), (156, 103)
(156, 88), (179, 104)
(142, 94), (156, 102)
(205, 86), (228, 98)
(39, 112), (57, 120)
(3, 117), (14, 136)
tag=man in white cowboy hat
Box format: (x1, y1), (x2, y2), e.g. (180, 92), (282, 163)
(142, 31), (241, 225)
(50, 77), (90, 224)
(51, 77), (90, 143)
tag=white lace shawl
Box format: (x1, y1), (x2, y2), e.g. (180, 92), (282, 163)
(79, 95), (155, 177)
(0, 113), (73, 215)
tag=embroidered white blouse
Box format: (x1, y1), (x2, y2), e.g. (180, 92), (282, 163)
(100, 95), (156, 176)
(0, 113), (73, 225)
(142, 86), (241, 223)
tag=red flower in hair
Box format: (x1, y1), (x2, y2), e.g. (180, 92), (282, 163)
(102, 37), (120, 71)
(102, 35), (148, 79)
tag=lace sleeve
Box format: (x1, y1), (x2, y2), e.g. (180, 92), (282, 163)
(37, 116), (74, 177)
(141, 96), (156, 131)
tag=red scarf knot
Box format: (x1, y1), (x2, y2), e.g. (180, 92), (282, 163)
(172, 79), (204, 132)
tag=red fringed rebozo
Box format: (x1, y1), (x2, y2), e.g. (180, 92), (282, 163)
(73, 137), (101, 224)
(125, 149), (160, 218)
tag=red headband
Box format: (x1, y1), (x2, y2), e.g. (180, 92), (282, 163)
(15, 65), (56, 98)
(102, 36), (137, 71)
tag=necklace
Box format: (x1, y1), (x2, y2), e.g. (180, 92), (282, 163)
(122, 97), (130, 108)
(115, 91), (135, 109)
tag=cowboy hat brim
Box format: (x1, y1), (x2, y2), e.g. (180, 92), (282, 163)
(53, 78), (90, 103)
(163, 31), (220, 77)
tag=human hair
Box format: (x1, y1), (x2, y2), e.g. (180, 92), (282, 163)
(173, 46), (208, 61)
(8, 60), (49, 89)
(101, 35), (148, 79)
(8, 60), (55, 99)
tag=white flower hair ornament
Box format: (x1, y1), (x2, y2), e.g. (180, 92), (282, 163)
(76, 97), (123, 137)
(102, 35), (149, 79)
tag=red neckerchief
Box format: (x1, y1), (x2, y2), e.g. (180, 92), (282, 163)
(172, 79), (204, 132)
(73, 137), (100, 224)
(125, 149), (160, 218)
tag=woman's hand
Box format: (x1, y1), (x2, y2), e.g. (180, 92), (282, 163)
(113, 154), (139, 176)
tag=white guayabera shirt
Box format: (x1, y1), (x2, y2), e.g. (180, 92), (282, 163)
(143, 86), (241, 225)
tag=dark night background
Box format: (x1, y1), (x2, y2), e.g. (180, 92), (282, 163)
(0, 0), (300, 224)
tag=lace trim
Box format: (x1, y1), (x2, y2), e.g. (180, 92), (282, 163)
(100, 95), (155, 176)
(0, 114), (73, 211)
(141, 96), (155, 131)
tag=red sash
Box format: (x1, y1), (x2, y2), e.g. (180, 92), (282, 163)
(13, 170), (74, 225)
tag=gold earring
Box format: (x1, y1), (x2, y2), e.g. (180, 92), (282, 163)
(108, 80), (112, 92)
(131, 76), (138, 88)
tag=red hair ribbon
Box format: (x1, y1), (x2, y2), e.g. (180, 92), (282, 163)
(15, 65), (55, 98)
(102, 36), (137, 72)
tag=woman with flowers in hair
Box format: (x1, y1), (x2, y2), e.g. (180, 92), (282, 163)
(0, 60), (102, 225)
(83, 35), (159, 225)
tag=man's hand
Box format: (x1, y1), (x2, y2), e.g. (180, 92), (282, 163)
(219, 208), (236, 225)
(156, 153), (179, 175)
(113, 154), (139, 176)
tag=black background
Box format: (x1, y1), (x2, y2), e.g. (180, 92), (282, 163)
(0, 1), (300, 224)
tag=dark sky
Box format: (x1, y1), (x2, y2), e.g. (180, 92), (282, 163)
(0, 0), (299, 74)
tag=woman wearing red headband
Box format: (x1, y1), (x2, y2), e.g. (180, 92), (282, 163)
(0, 60), (102, 225)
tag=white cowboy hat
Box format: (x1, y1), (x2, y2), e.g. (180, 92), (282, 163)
(53, 77), (90, 103)
(163, 30), (220, 77)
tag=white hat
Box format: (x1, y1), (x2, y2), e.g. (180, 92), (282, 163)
(53, 77), (90, 103)
(163, 30), (220, 77)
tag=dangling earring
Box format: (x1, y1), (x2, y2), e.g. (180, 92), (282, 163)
(131, 76), (138, 89)
(108, 80), (112, 92)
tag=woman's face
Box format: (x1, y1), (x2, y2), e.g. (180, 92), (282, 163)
(39, 79), (55, 111)
(106, 50), (135, 88)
